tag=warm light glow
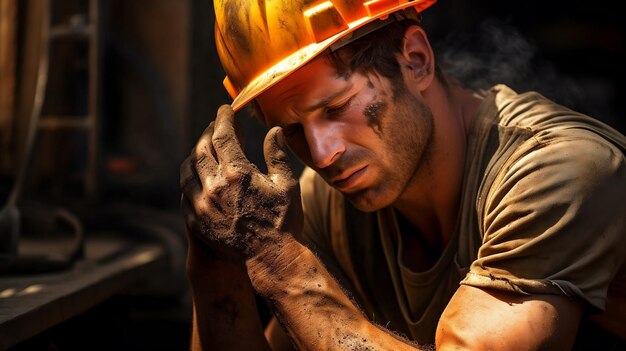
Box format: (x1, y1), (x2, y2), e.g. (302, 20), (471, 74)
(0, 285), (46, 298)
(0, 288), (16, 298)
(18, 284), (44, 296)
(125, 250), (157, 267)
(304, 1), (334, 17)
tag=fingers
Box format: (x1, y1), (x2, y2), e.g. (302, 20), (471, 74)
(264, 126), (295, 183)
(180, 193), (198, 231)
(180, 153), (202, 195)
(212, 104), (248, 165)
(181, 121), (216, 197)
(180, 194), (217, 259)
(194, 121), (218, 181)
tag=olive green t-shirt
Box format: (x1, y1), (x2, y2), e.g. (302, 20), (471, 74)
(297, 84), (626, 345)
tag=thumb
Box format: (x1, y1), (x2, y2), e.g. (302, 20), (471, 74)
(263, 126), (294, 183)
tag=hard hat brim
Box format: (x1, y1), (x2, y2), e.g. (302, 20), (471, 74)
(229, 0), (437, 112)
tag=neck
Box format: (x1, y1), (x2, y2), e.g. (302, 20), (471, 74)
(393, 80), (482, 250)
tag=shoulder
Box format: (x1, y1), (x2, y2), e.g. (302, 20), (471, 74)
(480, 84), (626, 207)
(490, 116), (626, 210)
(468, 89), (626, 309)
(475, 125), (626, 310)
(488, 85), (626, 147)
(489, 84), (576, 129)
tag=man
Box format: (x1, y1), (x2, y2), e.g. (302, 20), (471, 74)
(180, 0), (626, 349)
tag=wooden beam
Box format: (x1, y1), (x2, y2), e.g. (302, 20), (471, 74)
(0, 234), (168, 351)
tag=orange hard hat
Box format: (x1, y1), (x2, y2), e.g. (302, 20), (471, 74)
(215, 0), (437, 112)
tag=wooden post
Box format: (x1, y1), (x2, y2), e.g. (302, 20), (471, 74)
(0, 0), (17, 174)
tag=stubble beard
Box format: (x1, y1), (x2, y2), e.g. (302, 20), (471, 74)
(347, 88), (435, 212)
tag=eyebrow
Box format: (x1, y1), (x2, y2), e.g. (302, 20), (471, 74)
(304, 84), (353, 112)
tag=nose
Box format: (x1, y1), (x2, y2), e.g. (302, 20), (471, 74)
(305, 121), (345, 169)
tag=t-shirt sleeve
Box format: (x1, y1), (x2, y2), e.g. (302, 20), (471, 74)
(461, 131), (626, 311)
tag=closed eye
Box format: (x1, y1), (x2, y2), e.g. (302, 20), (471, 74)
(325, 96), (354, 118)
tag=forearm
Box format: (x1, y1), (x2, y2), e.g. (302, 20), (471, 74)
(247, 237), (423, 351)
(187, 240), (270, 351)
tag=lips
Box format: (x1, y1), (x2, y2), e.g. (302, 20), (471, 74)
(333, 165), (368, 190)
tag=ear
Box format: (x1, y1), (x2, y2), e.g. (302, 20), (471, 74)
(398, 25), (435, 92)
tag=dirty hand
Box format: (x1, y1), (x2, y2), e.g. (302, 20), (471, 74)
(180, 105), (303, 261)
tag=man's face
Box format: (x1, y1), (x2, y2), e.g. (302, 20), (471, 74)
(257, 57), (434, 212)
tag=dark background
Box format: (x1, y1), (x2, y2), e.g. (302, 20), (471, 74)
(427, 0), (625, 134)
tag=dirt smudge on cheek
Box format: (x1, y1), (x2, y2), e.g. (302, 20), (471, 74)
(363, 101), (387, 136)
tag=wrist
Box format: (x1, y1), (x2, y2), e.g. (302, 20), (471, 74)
(245, 235), (306, 296)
